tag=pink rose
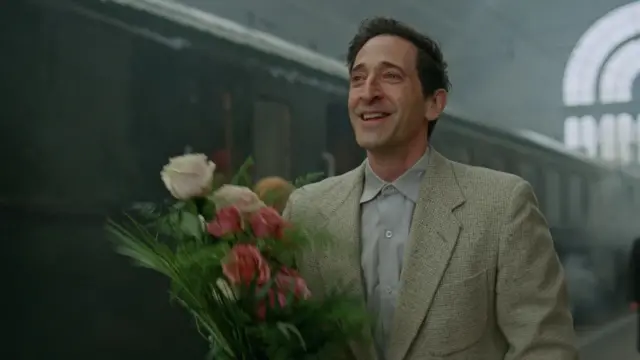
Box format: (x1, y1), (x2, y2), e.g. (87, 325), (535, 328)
(211, 185), (265, 214)
(222, 244), (270, 286)
(256, 289), (288, 320)
(250, 206), (288, 239)
(207, 206), (242, 237)
(275, 267), (311, 300)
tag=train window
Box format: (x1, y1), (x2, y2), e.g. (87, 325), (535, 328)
(519, 163), (539, 191)
(182, 59), (235, 182)
(430, 133), (471, 164)
(568, 175), (583, 223)
(488, 157), (506, 171)
(581, 178), (591, 220)
(207, 92), (234, 182)
(544, 170), (561, 225)
(326, 103), (364, 175)
(474, 153), (490, 168)
(252, 100), (291, 179)
(449, 145), (471, 164)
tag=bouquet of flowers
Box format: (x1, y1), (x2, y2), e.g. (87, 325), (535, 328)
(107, 153), (370, 359)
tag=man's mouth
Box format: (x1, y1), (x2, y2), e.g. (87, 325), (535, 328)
(360, 112), (391, 121)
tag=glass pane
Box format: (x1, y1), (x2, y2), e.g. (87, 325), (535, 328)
(253, 100), (291, 179)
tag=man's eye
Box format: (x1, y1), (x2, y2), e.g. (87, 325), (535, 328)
(383, 72), (401, 79)
(351, 74), (365, 82)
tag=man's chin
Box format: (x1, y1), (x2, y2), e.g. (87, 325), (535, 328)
(356, 138), (391, 152)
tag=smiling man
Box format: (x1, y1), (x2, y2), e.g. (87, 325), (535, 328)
(284, 17), (578, 360)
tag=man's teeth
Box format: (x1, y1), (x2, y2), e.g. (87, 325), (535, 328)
(362, 113), (388, 120)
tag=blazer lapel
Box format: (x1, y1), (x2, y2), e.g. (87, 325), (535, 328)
(315, 164), (378, 360)
(387, 150), (465, 360)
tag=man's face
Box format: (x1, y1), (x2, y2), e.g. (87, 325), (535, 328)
(348, 35), (442, 152)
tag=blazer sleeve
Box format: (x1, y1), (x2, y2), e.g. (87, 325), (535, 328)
(496, 180), (579, 360)
(282, 191), (295, 222)
(281, 189), (326, 298)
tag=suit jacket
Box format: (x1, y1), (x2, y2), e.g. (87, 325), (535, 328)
(283, 149), (578, 360)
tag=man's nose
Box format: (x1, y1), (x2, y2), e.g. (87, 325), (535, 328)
(361, 78), (382, 102)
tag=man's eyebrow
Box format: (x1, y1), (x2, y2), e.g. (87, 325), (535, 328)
(351, 63), (365, 72)
(351, 61), (405, 73)
(379, 61), (405, 73)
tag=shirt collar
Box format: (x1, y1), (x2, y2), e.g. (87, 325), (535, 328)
(360, 147), (430, 204)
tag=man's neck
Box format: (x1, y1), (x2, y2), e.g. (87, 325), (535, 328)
(367, 141), (428, 183)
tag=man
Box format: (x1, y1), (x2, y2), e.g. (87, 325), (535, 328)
(284, 17), (577, 360)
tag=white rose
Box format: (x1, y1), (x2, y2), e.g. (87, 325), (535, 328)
(210, 185), (265, 214)
(160, 154), (216, 200)
(213, 278), (236, 302)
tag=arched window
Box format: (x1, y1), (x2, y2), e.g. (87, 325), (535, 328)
(636, 114), (640, 163)
(599, 114), (617, 161)
(564, 116), (581, 149)
(616, 113), (634, 163)
(579, 116), (597, 157)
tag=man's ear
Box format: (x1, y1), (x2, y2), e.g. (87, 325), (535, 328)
(425, 89), (448, 121)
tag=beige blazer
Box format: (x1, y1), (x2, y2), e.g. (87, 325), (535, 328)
(284, 150), (578, 360)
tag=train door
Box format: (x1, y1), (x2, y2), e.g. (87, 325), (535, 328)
(252, 99), (291, 179)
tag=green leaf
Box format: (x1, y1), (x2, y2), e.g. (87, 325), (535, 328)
(175, 242), (230, 270)
(183, 200), (199, 215)
(106, 219), (172, 276)
(293, 172), (324, 188)
(284, 287), (296, 308)
(178, 211), (203, 239)
(200, 198), (217, 221)
(129, 202), (160, 219)
(255, 277), (276, 300)
(230, 157), (254, 187)
(276, 322), (306, 350)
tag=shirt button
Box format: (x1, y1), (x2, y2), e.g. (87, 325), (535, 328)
(385, 230), (393, 238)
